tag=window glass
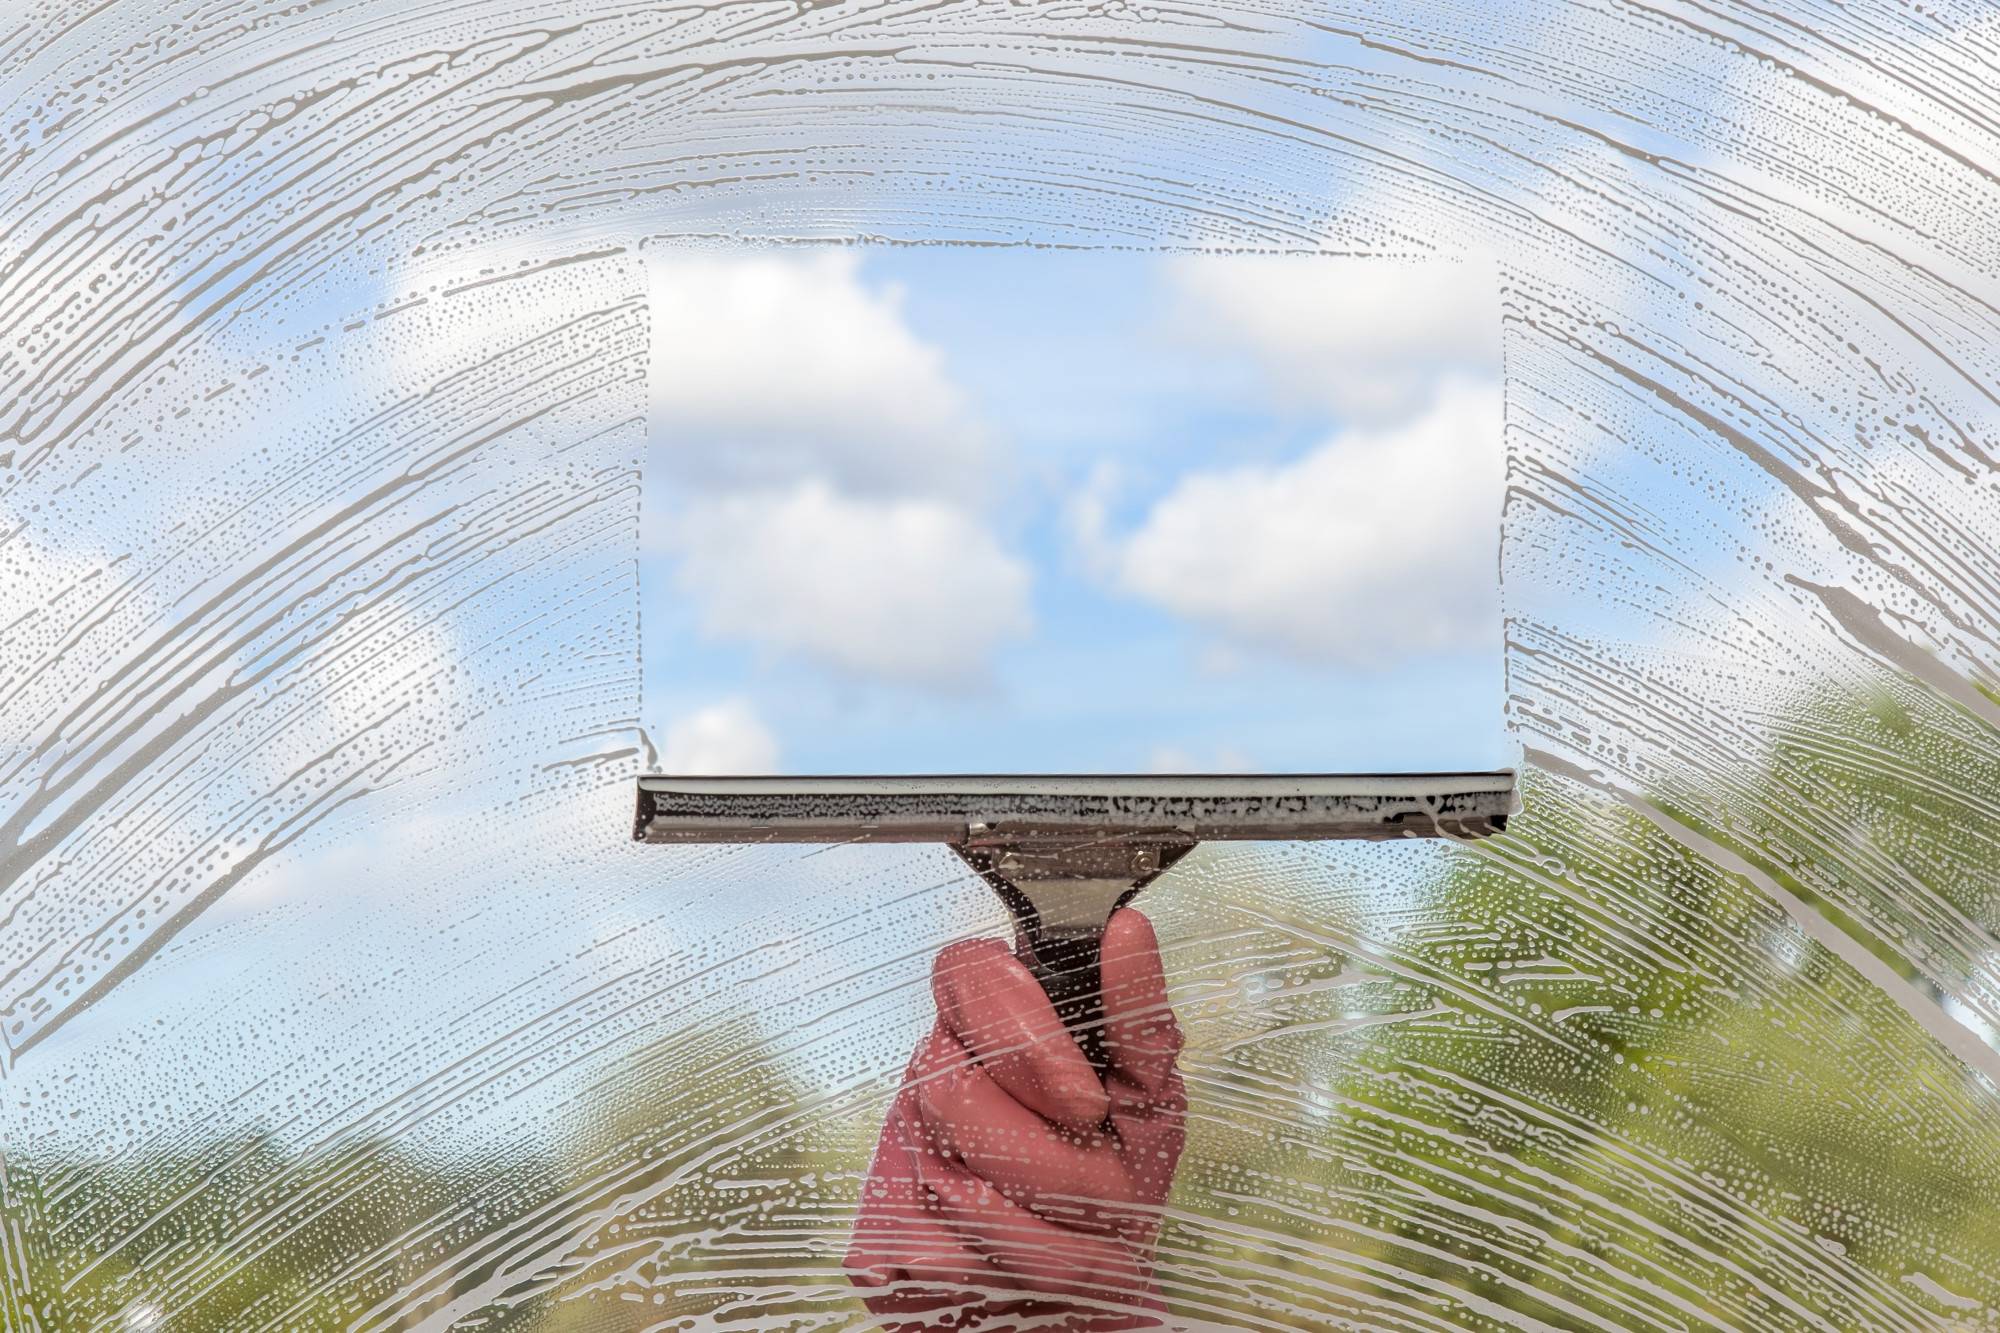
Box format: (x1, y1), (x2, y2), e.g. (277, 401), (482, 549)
(5, 5), (1998, 1330)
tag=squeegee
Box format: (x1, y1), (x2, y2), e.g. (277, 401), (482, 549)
(634, 771), (1517, 1067)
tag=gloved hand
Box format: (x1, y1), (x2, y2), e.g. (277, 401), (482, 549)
(845, 908), (1186, 1331)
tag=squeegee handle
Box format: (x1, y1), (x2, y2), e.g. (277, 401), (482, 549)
(1021, 927), (1112, 1075)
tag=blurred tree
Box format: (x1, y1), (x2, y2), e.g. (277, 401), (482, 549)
(1168, 668), (2000, 1329)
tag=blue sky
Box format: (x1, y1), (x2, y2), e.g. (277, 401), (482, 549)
(641, 246), (1511, 775)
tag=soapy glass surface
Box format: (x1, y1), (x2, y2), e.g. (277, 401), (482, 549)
(4, 3), (2000, 1329)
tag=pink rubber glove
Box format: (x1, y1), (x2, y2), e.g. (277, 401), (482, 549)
(845, 908), (1187, 1331)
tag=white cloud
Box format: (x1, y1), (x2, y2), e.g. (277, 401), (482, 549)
(1162, 254), (1499, 426)
(649, 249), (991, 498)
(666, 481), (1031, 690)
(659, 698), (781, 774)
(1103, 381), (1502, 667)
(644, 249), (1032, 692)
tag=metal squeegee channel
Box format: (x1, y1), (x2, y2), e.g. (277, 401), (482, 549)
(632, 772), (1519, 844)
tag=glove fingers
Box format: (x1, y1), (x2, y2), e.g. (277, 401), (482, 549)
(847, 1092), (1038, 1321)
(1098, 909), (1182, 1096)
(915, 1029), (1140, 1220)
(932, 937), (1110, 1132)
